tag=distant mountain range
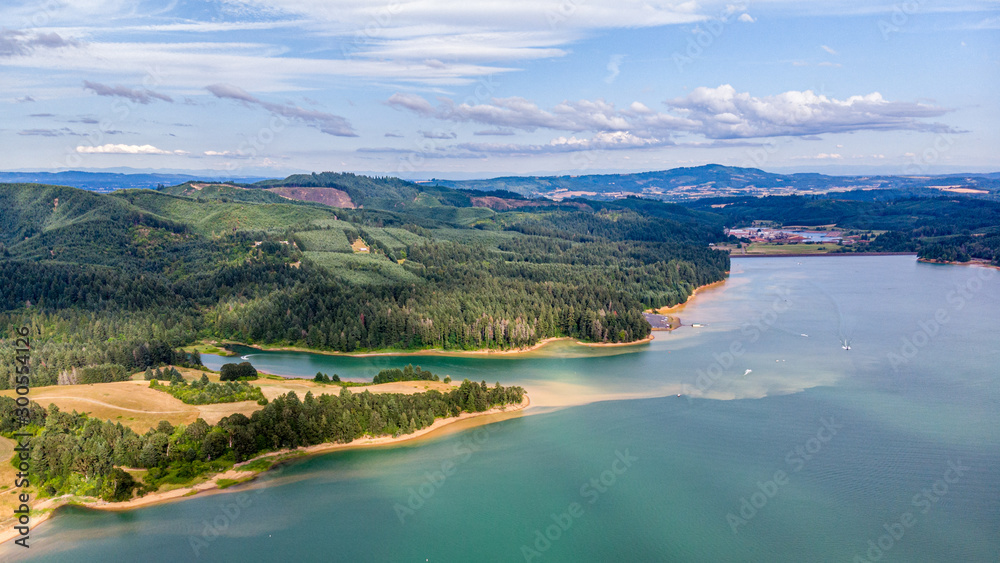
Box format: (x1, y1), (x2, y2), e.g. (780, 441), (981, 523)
(0, 171), (268, 192)
(3, 165), (998, 201)
(429, 164), (1000, 201)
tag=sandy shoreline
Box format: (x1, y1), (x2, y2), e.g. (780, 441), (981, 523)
(0, 395), (530, 545)
(917, 257), (1000, 270)
(217, 334), (654, 358)
(575, 334), (654, 347)
(646, 279), (728, 315)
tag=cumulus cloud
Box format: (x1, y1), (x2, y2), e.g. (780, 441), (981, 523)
(0, 30), (78, 57)
(387, 94), (632, 132)
(206, 83), (357, 137)
(384, 132), (404, 138)
(737, 13), (755, 23)
(381, 85), (957, 159)
(76, 144), (188, 155)
(666, 85), (955, 138)
(16, 96), (36, 103)
(203, 150), (252, 158)
(791, 153), (843, 160)
(361, 131), (671, 158)
(83, 80), (173, 104)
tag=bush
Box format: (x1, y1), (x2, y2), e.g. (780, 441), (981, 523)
(372, 364), (438, 384)
(220, 361), (258, 381)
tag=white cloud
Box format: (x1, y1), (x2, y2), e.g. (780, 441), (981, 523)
(605, 54), (624, 84)
(821, 45), (838, 55)
(790, 153), (843, 160)
(387, 94), (634, 132)
(0, 29), (79, 57)
(737, 13), (755, 23)
(666, 84), (955, 138)
(203, 150), (250, 158)
(3, 40), (514, 91)
(82, 80), (172, 104)
(387, 85), (955, 141)
(206, 83), (357, 137)
(473, 129), (516, 136)
(420, 130), (457, 139)
(76, 144), (188, 155)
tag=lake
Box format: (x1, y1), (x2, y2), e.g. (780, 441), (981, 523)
(5, 256), (999, 562)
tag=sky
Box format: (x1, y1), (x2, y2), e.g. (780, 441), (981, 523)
(2, 0), (998, 179)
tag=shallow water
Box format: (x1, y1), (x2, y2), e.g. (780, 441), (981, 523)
(6, 256), (999, 562)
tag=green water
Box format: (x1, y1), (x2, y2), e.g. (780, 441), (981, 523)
(6, 256), (999, 562)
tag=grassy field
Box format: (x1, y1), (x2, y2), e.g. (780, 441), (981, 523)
(738, 242), (843, 255)
(404, 205), (496, 226)
(0, 368), (458, 527)
(0, 371), (456, 434)
(0, 437), (19, 533)
(296, 227), (353, 252)
(181, 343), (237, 356)
(430, 227), (525, 248)
(303, 251), (422, 285)
(118, 192), (339, 234)
(362, 227), (429, 251)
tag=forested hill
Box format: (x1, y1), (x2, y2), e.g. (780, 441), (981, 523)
(0, 180), (730, 390)
(431, 164), (1000, 202)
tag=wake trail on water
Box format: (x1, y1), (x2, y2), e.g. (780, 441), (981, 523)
(806, 280), (856, 351)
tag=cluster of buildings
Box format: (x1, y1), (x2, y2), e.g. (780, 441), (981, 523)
(725, 227), (855, 245)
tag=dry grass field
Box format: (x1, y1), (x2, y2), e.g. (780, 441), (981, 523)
(0, 437), (21, 533)
(740, 242), (843, 255)
(0, 372), (457, 532)
(0, 368), (458, 434)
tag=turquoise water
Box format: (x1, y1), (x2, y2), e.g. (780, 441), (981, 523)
(5, 256), (999, 562)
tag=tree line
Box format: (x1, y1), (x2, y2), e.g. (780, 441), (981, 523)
(0, 379), (524, 502)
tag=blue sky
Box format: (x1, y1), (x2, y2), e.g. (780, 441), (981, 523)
(2, 0), (998, 179)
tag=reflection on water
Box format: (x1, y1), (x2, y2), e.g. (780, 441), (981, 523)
(7, 256), (1000, 562)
